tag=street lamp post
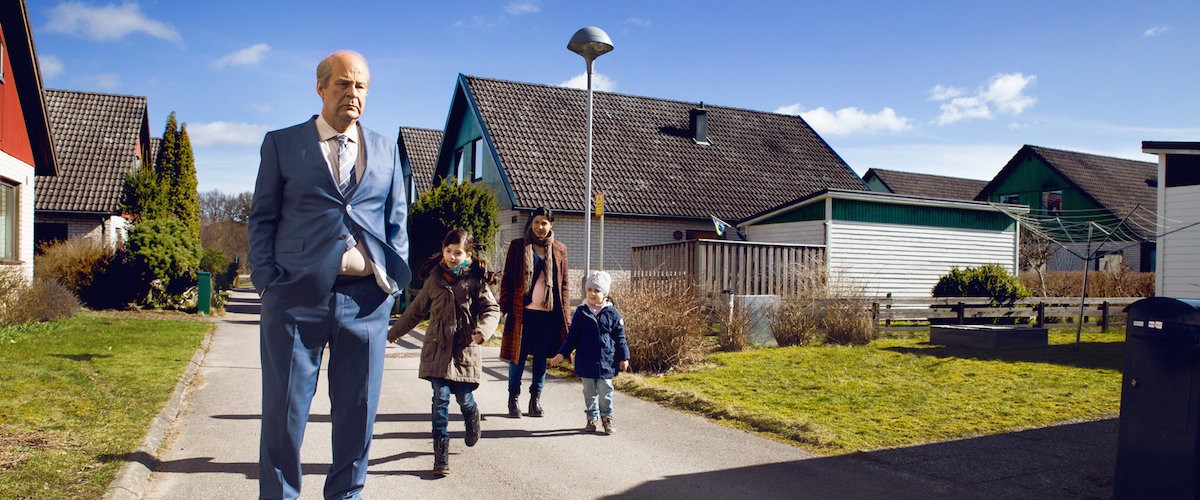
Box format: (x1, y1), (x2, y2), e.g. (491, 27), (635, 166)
(568, 26), (613, 290)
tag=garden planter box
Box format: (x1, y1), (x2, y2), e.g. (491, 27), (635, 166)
(929, 325), (1048, 349)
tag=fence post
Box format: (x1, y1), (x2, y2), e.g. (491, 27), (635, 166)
(885, 292), (892, 327)
(1036, 302), (1045, 328)
(1101, 301), (1110, 332)
(872, 301), (880, 326)
(957, 301), (965, 325)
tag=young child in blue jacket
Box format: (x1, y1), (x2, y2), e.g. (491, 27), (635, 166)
(550, 270), (630, 434)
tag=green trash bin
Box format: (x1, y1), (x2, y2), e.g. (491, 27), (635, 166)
(198, 270), (212, 315)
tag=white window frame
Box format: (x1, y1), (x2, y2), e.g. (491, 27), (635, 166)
(0, 180), (17, 261)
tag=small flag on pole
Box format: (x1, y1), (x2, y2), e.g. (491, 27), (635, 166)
(595, 191), (604, 217)
(710, 214), (727, 236)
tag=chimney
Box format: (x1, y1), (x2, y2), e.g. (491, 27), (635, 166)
(689, 103), (710, 145)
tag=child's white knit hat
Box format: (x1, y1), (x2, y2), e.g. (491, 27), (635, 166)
(586, 270), (612, 294)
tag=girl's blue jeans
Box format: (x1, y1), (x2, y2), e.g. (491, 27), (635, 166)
(430, 378), (477, 439)
(581, 377), (614, 420)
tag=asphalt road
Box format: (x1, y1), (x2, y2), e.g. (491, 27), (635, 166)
(134, 289), (1115, 499)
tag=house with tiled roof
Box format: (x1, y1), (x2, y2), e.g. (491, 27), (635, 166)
(428, 74), (866, 286)
(976, 144), (1158, 272)
(864, 168), (986, 201)
(397, 126), (442, 200)
(35, 89), (150, 249)
(0, 0), (59, 281)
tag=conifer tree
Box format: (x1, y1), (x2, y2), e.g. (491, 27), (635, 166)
(173, 124), (202, 238)
(156, 112), (180, 191)
(119, 154), (167, 221)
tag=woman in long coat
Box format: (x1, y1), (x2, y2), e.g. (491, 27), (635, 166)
(499, 207), (570, 417)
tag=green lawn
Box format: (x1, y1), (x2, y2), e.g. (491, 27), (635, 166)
(0, 314), (211, 499)
(617, 326), (1124, 454)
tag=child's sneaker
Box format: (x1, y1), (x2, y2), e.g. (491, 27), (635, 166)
(601, 416), (614, 435)
(584, 419), (598, 433)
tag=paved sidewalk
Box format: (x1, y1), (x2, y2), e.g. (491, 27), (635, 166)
(135, 289), (1116, 499)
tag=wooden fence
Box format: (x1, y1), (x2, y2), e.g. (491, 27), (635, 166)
(631, 239), (826, 297)
(871, 296), (1142, 330)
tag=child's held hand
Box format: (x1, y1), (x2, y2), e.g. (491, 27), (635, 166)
(619, 360), (629, 372)
(472, 331), (484, 344)
(549, 354), (564, 366)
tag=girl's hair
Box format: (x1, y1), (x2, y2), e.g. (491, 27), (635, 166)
(417, 228), (496, 284)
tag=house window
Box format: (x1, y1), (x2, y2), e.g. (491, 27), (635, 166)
(1, 180), (16, 261)
(998, 194), (1020, 204)
(452, 138), (485, 183)
(472, 139), (485, 181)
(1041, 190), (1063, 216)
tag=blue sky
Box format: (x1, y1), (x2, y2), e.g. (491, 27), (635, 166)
(28, 1), (1200, 195)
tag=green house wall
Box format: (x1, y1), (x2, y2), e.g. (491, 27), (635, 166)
(982, 156), (1104, 215)
(754, 196), (1013, 231)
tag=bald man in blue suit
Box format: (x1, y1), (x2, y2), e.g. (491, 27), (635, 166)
(248, 50), (410, 500)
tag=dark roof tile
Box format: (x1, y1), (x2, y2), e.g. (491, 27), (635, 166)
(464, 76), (866, 220)
(36, 89), (146, 214)
(866, 168), (987, 201)
(399, 127), (442, 195)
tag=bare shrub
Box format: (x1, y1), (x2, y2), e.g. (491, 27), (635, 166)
(0, 269), (80, 326)
(821, 292), (877, 345)
(717, 298), (749, 352)
(771, 298), (822, 347)
(620, 282), (706, 372)
(1020, 270), (1154, 298)
(34, 237), (111, 292)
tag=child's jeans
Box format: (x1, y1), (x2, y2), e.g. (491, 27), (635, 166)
(430, 378), (477, 439)
(580, 377), (614, 420)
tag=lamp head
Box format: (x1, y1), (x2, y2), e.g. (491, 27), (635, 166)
(568, 26), (614, 63)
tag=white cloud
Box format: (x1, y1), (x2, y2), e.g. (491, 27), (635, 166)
(90, 73), (120, 89)
(453, 15), (503, 29)
(505, 1), (539, 15)
(1143, 25), (1168, 37)
(44, 2), (181, 43)
(39, 54), (65, 80)
(929, 84), (964, 100)
(932, 72), (1036, 125)
(776, 104), (912, 136)
(187, 121), (269, 146)
(625, 17), (651, 27)
(249, 102), (272, 114)
(559, 72), (616, 92)
(212, 43), (270, 69)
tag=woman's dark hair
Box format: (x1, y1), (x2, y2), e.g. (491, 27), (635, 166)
(417, 228), (496, 284)
(525, 206), (555, 229)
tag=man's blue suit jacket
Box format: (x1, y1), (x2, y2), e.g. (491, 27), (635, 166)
(248, 117), (411, 306)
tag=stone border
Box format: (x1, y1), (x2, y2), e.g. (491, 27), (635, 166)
(103, 322), (217, 499)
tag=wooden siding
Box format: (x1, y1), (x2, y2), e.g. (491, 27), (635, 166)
(826, 221), (1017, 298)
(982, 156), (1103, 215)
(745, 220), (825, 245)
(631, 239), (825, 297)
(1162, 184), (1200, 298)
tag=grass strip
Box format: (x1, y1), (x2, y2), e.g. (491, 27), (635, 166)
(618, 327), (1124, 455)
(0, 314), (211, 499)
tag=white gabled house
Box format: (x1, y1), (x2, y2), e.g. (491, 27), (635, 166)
(739, 189), (1027, 298)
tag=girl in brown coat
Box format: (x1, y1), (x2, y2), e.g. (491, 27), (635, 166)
(499, 207), (570, 418)
(388, 229), (500, 475)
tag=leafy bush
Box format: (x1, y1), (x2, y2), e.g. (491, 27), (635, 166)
(621, 282), (706, 372)
(0, 269), (79, 326)
(81, 249), (146, 310)
(408, 179), (499, 279)
(127, 218), (201, 308)
(200, 248), (236, 291)
(932, 263), (1030, 305)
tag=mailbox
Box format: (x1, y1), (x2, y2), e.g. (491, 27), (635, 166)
(1114, 297), (1200, 499)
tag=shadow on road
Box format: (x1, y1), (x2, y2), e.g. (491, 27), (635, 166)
(606, 418), (1117, 499)
(882, 340), (1124, 371)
